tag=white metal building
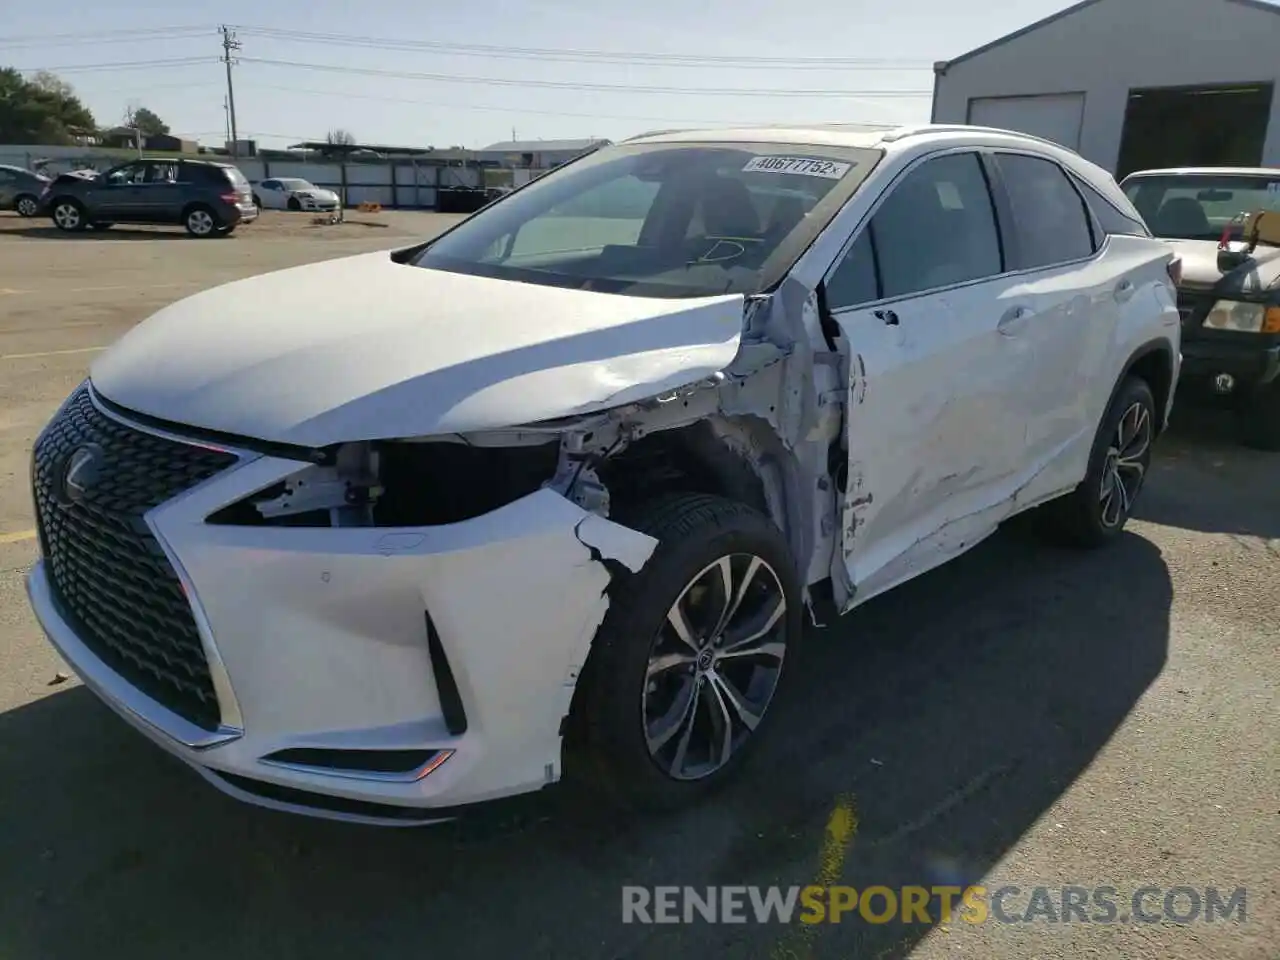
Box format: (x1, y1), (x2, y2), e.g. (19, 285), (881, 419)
(931, 0), (1280, 177)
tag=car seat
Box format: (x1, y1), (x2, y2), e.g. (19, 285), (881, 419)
(1153, 197), (1212, 237)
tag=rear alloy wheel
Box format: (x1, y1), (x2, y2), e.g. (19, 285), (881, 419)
(15, 195), (39, 218)
(571, 494), (801, 810)
(52, 201), (85, 232)
(1038, 376), (1155, 547)
(184, 207), (217, 237)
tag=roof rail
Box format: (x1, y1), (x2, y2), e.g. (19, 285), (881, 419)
(623, 128), (696, 141)
(878, 123), (1070, 151)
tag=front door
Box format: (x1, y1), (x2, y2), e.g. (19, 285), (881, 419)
(133, 160), (183, 222)
(93, 161), (149, 220)
(822, 151), (1026, 604)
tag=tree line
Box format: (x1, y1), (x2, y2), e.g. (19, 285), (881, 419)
(1, 68), (171, 145)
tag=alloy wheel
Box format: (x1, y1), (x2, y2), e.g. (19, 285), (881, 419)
(1099, 401), (1152, 528)
(187, 209), (215, 235)
(16, 196), (38, 217)
(643, 553), (788, 781)
(53, 203), (80, 230)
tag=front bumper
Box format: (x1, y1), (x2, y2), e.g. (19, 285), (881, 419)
(27, 409), (656, 825)
(294, 195), (340, 212)
(1179, 339), (1280, 391)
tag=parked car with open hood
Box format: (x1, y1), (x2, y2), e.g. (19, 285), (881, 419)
(0, 163), (50, 217)
(252, 177), (341, 212)
(27, 124), (1180, 825)
(1121, 167), (1280, 449)
(41, 158), (257, 237)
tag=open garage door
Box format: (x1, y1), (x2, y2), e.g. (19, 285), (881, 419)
(968, 94), (1085, 150)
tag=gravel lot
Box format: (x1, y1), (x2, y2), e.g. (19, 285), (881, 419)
(0, 209), (1276, 960)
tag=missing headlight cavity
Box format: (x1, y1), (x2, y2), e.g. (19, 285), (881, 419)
(372, 439), (559, 526)
(207, 438), (560, 528)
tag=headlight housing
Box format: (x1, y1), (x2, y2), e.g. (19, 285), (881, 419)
(1203, 300), (1280, 333)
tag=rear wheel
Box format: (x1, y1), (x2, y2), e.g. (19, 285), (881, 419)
(1238, 381), (1280, 451)
(51, 200), (86, 232)
(1038, 376), (1155, 547)
(14, 194), (39, 217)
(570, 494), (801, 811)
(184, 205), (218, 237)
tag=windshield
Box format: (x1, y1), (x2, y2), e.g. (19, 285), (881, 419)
(1122, 173), (1280, 240)
(281, 178), (316, 191)
(412, 141), (882, 298)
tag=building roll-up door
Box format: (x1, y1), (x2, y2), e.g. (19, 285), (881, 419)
(968, 94), (1086, 150)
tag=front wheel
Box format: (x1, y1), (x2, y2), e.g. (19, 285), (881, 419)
(570, 494), (801, 811)
(1038, 376), (1156, 547)
(51, 200), (86, 232)
(15, 194), (39, 217)
(287, 196), (301, 211)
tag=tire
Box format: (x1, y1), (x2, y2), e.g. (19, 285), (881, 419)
(183, 205), (218, 238)
(1038, 376), (1156, 547)
(89, 222), (114, 230)
(1238, 381), (1280, 451)
(570, 494), (802, 811)
(14, 194), (39, 218)
(51, 199), (86, 232)
(287, 196), (301, 211)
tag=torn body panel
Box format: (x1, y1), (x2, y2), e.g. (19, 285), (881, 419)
(33, 457), (660, 817)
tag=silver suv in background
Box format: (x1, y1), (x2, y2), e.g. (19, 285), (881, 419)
(0, 163), (50, 217)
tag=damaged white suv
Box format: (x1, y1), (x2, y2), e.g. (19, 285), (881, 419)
(27, 124), (1180, 824)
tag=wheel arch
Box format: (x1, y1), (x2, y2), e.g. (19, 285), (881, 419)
(1114, 339), (1176, 435)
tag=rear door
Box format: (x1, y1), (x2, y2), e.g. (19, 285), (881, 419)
(987, 152), (1128, 496)
(823, 150), (1026, 601)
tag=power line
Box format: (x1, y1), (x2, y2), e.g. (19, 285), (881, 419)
(249, 82), (903, 128)
(15, 57), (220, 74)
(0, 25), (214, 48)
(229, 25), (932, 70)
(238, 57), (932, 98)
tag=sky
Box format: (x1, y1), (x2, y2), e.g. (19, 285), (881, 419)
(6, 0), (1081, 151)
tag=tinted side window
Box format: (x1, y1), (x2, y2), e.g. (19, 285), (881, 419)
(1075, 177), (1151, 238)
(826, 228), (879, 309)
(873, 153), (1003, 299)
(997, 154), (1095, 268)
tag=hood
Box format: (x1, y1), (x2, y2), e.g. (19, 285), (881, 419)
(90, 252), (745, 447)
(1168, 238), (1280, 297)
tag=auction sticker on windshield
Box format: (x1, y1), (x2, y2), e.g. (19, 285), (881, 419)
(743, 156), (852, 179)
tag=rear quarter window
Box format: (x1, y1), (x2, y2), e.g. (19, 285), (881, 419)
(1074, 177), (1151, 238)
(996, 153), (1095, 269)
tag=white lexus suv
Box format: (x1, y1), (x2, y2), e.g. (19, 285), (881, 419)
(27, 124), (1181, 825)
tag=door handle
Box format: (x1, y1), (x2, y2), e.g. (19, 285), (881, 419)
(873, 308), (899, 326)
(1114, 279), (1135, 302)
(997, 305), (1032, 336)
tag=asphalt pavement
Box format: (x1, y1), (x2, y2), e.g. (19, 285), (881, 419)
(0, 211), (1275, 960)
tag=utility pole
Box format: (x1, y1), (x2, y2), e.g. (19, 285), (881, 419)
(220, 26), (241, 156)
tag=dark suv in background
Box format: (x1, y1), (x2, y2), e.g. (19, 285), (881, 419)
(41, 158), (257, 237)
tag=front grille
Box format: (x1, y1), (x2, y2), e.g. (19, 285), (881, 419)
(31, 386), (238, 731)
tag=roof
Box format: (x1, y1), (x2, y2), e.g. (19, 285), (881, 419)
(940, 0), (1280, 70)
(480, 138), (610, 153)
(1123, 166), (1280, 177)
(625, 126), (893, 148)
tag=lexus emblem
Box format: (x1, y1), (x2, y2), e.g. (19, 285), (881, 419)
(56, 444), (103, 505)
